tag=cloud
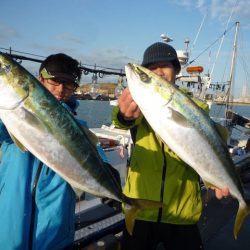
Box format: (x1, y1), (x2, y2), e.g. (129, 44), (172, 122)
(0, 22), (19, 41)
(22, 34), (86, 59)
(55, 33), (85, 45)
(209, 0), (250, 20)
(168, 0), (193, 9)
(169, 0), (250, 23)
(80, 48), (138, 70)
(27, 42), (79, 56)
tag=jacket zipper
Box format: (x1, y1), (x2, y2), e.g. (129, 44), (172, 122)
(157, 142), (167, 223)
(28, 161), (43, 250)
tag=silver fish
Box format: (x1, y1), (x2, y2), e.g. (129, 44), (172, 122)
(125, 63), (250, 239)
(0, 54), (162, 235)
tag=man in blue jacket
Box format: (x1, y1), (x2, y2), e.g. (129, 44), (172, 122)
(0, 53), (106, 250)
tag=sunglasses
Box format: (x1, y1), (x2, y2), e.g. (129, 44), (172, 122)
(40, 67), (79, 91)
(45, 79), (79, 91)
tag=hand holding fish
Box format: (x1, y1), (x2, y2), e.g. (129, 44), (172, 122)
(118, 88), (141, 120)
(212, 187), (230, 199)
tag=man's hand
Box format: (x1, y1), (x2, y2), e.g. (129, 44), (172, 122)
(118, 88), (141, 120)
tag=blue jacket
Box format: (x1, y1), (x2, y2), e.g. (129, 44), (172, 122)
(0, 99), (107, 250)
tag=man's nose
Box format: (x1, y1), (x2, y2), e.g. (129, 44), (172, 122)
(152, 67), (164, 76)
(57, 83), (65, 92)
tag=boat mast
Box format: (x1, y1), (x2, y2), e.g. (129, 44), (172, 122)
(225, 21), (239, 113)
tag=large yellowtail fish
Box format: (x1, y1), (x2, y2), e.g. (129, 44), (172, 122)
(0, 53), (162, 235)
(125, 63), (250, 239)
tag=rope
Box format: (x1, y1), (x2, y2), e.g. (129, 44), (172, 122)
(210, 0), (239, 78)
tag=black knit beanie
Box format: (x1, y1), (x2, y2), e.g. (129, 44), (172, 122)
(141, 42), (181, 74)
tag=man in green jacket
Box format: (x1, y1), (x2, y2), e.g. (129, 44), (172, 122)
(112, 42), (229, 250)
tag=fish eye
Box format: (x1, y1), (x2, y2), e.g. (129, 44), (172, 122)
(4, 64), (11, 73)
(140, 73), (149, 82)
(0, 63), (12, 75)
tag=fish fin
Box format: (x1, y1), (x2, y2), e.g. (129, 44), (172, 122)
(9, 133), (27, 152)
(81, 126), (99, 145)
(72, 187), (85, 198)
(202, 180), (215, 189)
(214, 122), (229, 142)
(123, 204), (139, 235)
(169, 107), (191, 128)
(8, 107), (52, 151)
(234, 201), (250, 239)
(22, 107), (52, 133)
(123, 196), (164, 235)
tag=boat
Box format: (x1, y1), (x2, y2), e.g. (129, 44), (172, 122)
(71, 154), (250, 250)
(176, 21), (250, 147)
(71, 129), (250, 250)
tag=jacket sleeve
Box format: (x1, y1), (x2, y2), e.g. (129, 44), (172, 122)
(111, 106), (143, 129)
(96, 143), (109, 163)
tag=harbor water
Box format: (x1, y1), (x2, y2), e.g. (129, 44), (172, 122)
(210, 104), (250, 119)
(77, 100), (250, 140)
(210, 104), (250, 141)
(77, 100), (113, 128)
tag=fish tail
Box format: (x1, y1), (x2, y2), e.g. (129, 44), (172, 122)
(234, 201), (250, 239)
(123, 196), (164, 235)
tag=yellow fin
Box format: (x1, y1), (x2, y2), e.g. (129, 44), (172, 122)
(72, 187), (85, 198)
(233, 201), (250, 239)
(202, 180), (216, 189)
(123, 197), (164, 235)
(6, 108), (49, 152)
(9, 133), (27, 152)
(22, 107), (51, 133)
(169, 107), (191, 128)
(214, 123), (229, 142)
(124, 204), (139, 235)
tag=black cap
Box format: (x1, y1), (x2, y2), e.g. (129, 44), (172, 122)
(141, 42), (181, 74)
(39, 53), (81, 84)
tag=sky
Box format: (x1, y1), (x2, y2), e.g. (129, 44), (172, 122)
(1, 0), (250, 98)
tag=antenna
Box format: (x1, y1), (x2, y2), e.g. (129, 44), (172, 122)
(160, 34), (173, 43)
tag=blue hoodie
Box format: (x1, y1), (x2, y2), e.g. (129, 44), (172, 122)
(0, 99), (107, 250)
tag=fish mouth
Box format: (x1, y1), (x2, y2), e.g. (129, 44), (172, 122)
(55, 96), (63, 101)
(55, 95), (68, 101)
